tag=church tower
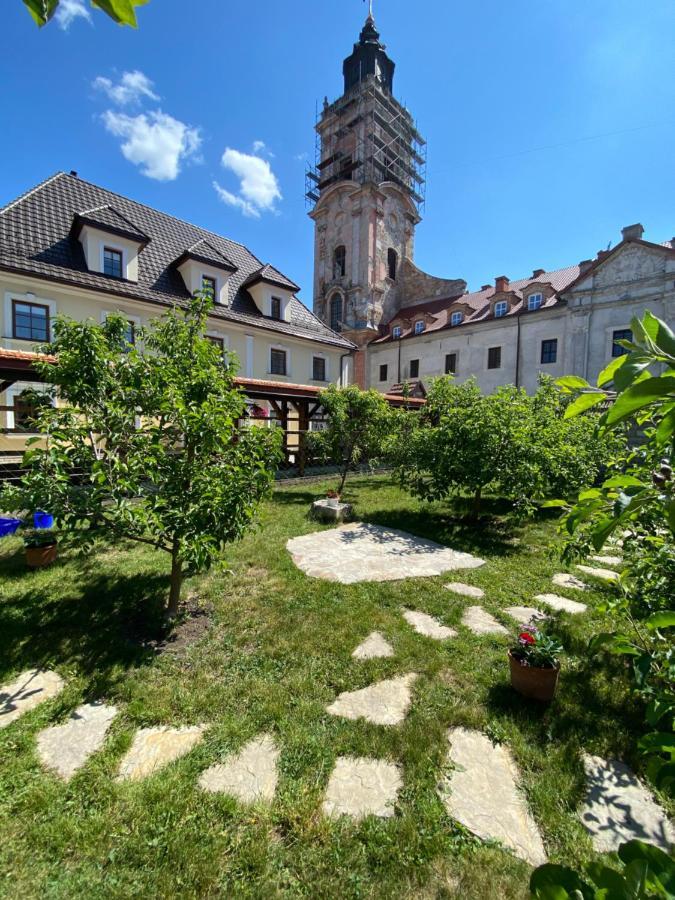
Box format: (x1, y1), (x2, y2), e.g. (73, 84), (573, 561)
(307, 11), (426, 349)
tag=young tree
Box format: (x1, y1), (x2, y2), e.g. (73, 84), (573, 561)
(1, 295), (282, 617)
(22, 0), (147, 27)
(315, 384), (391, 494)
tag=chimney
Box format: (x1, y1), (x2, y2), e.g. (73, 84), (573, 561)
(578, 259), (594, 274)
(495, 275), (509, 293)
(481, 284), (491, 292)
(69, 170), (78, 177)
(532, 268), (545, 278)
(621, 223), (644, 242)
(597, 250), (610, 261)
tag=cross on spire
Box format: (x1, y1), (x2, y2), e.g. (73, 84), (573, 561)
(365, 0), (374, 20)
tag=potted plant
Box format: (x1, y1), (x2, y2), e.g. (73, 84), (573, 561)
(325, 488), (341, 509)
(23, 528), (58, 568)
(508, 624), (562, 702)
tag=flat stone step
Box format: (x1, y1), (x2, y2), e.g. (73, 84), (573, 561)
(352, 631), (394, 659)
(199, 734), (279, 803)
(0, 669), (65, 729)
(504, 606), (547, 624)
(580, 753), (674, 853)
(552, 573), (588, 591)
(402, 610), (456, 640)
(534, 593), (587, 614)
(322, 757), (402, 820)
(117, 725), (206, 781)
(326, 673), (418, 726)
(444, 582), (485, 599)
(576, 564), (620, 583)
(36, 702), (117, 780)
(439, 728), (546, 867)
(590, 555), (623, 567)
(461, 606), (508, 635)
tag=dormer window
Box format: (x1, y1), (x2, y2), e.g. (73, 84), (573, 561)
(451, 311), (463, 327)
(527, 293), (543, 311)
(494, 300), (508, 318)
(270, 297), (282, 320)
(103, 247), (123, 279)
(202, 275), (216, 300)
(414, 320), (425, 335)
(392, 325), (402, 339)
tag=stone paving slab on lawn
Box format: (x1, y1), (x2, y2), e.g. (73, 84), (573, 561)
(461, 606), (508, 636)
(444, 582), (485, 599)
(576, 564), (620, 583)
(580, 754), (674, 853)
(287, 523), (485, 584)
(117, 725), (206, 781)
(199, 734), (279, 804)
(322, 757), (402, 820)
(402, 610), (456, 640)
(36, 702), (117, 780)
(590, 555), (623, 567)
(0, 669), (65, 730)
(439, 728), (546, 867)
(552, 573), (588, 591)
(505, 606), (547, 624)
(352, 632), (394, 659)
(326, 673), (418, 726)
(535, 593), (588, 615)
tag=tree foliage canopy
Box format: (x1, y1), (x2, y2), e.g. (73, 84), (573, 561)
(22, 0), (147, 27)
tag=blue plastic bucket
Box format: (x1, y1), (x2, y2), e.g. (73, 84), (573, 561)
(0, 518), (22, 538)
(33, 511), (54, 530)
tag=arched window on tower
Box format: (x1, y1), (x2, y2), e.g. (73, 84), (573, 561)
(329, 294), (343, 333)
(388, 248), (398, 281)
(333, 245), (346, 280)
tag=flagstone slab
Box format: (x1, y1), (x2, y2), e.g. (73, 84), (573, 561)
(287, 523), (485, 584)
(352, 632), (394, 660)
(444, 582), (485, 599)
(439, 728), (546, 867)
(0, 669), (65, 729)
(505, 606), (547, 624)
(36, 702), (117, 780)
(590, 555), (623, 567)
(580, 754), (674, 853)
(402, 610), (456, 640)
(199, 734), (279, 803)
(576, 564), (620, 583)
(326, 673), (418, 726)
(535, 593), (587, 615)
(117, 725), (206, 781)
(323, 757), (402, 820)
(552, 573), (588, 591)
(461, 606), (508, 636)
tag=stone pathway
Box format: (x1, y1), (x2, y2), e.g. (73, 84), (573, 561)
(36, 702), (117, 780)
(552, 573), (588, 591)
(590, 555), (623, 567)
(534, 593), (587, 615)
(199, 734), (279, 804)
(0, 669), (65, 729)
(576, 564), (620, 583)
(439, 728), (546, 866)
(580, 754), (674, 853)
(287, 523), (485, 584)
(461, 606), (508, 636)
(352, 632), (394, 659)
(117, 725), (206, 781)
(326, 673), (418, 726)
(402, 610), (456, 640)
(505, 606), (547, 624)
(444, 582), (485, 599)
(323, 757), (402, 820)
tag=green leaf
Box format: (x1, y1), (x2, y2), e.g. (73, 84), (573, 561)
(557, 375), (591, 392)
(613, 360), (653, 393)
(597, 354), (628, 388)
(586, 863), (631, 897)
(564, 392), (606, 419)
(643, 310), (675, 359)
(618, 839), (675, 874)
(646, 611), (675, 629)
(655, 405), (675, 447)
(668, 499), (675, 536)
(604, 375), (675, 426)
(589, 632), (640, 656)
(92, 0), (140, 26)
(530, 864), (591, 899)
(602, 475), (646, 489)
(638, 732), (675, 754)
(646, 697), (675, 727)
(541, 499), (569, 508)
(23, 0), (58, 25)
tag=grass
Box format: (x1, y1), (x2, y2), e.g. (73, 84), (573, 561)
(0, 475), (666, 899)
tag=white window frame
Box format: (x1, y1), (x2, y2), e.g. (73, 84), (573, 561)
(444, 350), (458, 374)
(450, 311), (463, 327)
(527, 293), (543, 311)
(494, 300), (508, 318)
(5, 291), (57, 342)
(99, 242), (126, 279)
(269, 344), (290, 378)
(311, 353), (328, 382)
(205, 329), (229, 352)
(414, 320), (425, 335)
(392, 325), (402, 339)
(4, 382), (53, 432)
(201, 273), (218, 300)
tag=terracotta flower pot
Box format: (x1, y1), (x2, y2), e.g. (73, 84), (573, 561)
(25, 543), (58, 569)
(508, 649), (560, 702)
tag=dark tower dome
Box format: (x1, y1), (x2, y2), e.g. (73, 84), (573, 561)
(343, 15), (395, 93)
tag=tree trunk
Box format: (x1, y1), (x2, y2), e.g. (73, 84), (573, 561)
(167, 543), (183, 618)
(338, 461), (349, 495)
(471, 487), (482, 520)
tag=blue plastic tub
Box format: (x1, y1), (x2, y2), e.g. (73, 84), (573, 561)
(33, 511), (54, 530)
(0, 518), (22, 538)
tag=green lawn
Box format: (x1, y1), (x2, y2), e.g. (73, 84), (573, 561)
(0, 476), (662, 899)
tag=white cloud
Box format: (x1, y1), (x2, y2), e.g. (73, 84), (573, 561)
(94, 71), (159, 106)
(55, 0), (92, 29)
(102, 110), (202, 181)
(213, 147), (282, 219)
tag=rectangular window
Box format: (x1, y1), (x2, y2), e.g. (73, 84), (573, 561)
(494, 300), (508, 318)
(379, 363), (388, 382)
(414, 320), (425, 335)
(451, 311), (463, 327)
(124, 321), (136, 345)
(445, 352), (457, 375)
(540, 338), (558, 364)
(528, 293), (543, 311)
(13, 391), (47, 432)
(312, 356), (326, 381)
(270, 297), (282, 320)
(12, 300), (49, 341)
(270, 348), (287, 376)
(612, 329), (633, 358)
(206, 335), (225, 351)
(103, 247), (123, 278)
(487, 346), (502, 369)
(202, 275), (217, 300)
(392, 325), (402, 339)
(409, 359), (419, 378)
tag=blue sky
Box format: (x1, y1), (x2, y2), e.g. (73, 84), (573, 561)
(1, 0), (673, 303)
